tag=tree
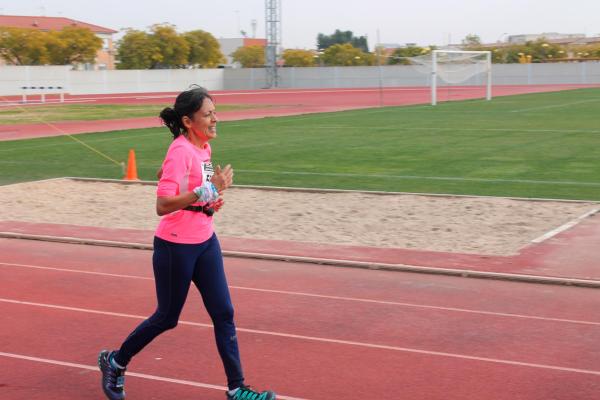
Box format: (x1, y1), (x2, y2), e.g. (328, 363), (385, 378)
(572, 43), (600, 58)
(469, 39), (567, 64)
(148, 24), (189, 68)
(387, 46), (431, 65)
(116, 29), (161, 69)
(0, 26), (101, 66)
(317, 30), (369, 52)
(231, 45), (265, 67)
(0, 27), (49, 65)
(183, 30), (225, 68)
(282, 49), (316, 67)
(117, 26), (227, 69)
(46, 26), (102, 65)
(462, 34), (482, 47)
(321, 43), (374, 66)
(496, 44), (528, 63)
(526, 39), (562, 62)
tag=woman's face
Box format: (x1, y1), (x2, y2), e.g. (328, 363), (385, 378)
(185, 98), (218, 142)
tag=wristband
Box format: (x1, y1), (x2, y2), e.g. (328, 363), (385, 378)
(193, 182), (219, 203)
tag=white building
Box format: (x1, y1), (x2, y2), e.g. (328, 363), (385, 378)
(508, 33), (585, 44)
(217, 37), (267, 67)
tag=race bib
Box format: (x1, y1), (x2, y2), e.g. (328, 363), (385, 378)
(202, 161), (214, 182)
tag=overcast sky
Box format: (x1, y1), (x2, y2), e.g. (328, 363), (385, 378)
(2, 0), (600, 49)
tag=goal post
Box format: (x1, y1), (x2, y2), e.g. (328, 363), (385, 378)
(427, 50), (492, 106)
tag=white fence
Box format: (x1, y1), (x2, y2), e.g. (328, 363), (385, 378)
(1, 62), (599, 95)
(226, 62), (600, 90)
(0, 66), (224, 96)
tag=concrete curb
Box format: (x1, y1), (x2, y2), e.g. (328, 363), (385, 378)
(63, 176), (600, 204)
(2, 231), (599, 289)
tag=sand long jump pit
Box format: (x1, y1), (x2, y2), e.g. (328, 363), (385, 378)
(0, 178), (598, 256)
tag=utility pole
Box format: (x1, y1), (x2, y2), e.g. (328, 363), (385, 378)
(265, 0), (282, 88)
(251, 19), (257, 38)
(377, 29), (383, 107)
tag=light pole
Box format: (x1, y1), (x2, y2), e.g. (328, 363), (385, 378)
(314, 49), (324, 67)
(376, 28), (383, 107)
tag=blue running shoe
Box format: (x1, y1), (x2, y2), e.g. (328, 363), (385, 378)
(98, 350), (126, 400)
(227, 385), (276, 400)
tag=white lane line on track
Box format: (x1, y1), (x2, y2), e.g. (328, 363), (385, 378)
(0, 86), (593, 105)
(0, 87), (462, 106)
(0, 351), (308, 400)
(1, 262), (599, 326)
(84, 88), (435, 100)
(2, 298), (600, 377)
(0, 88), (414, 105)
(211, 88), (448, 96)
(531, 207), (600, 243)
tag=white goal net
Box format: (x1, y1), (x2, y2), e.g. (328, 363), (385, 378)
(409, 50), (492, 105)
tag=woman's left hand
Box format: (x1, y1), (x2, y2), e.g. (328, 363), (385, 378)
(211, 198), (225, 212)
(211, 164), (233, 193)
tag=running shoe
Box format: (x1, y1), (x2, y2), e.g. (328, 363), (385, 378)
(226, 385), (276, 400)
(98, 350), (126, 400)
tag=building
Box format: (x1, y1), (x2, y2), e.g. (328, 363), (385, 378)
(481, 33), (600, 48)
(376, 43), (428, 60)
(507, 32), (585, 44)
(0, 15), (117, 69)
(218, 37), (267, 67)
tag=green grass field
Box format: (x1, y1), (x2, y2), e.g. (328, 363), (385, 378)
(0, 103), (262, 124)
(2, 88), (600, 200)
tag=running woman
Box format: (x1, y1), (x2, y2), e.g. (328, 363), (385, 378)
(98, 86), (276, 400)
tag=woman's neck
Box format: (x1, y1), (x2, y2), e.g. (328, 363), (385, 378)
(184, 132), (207, 149)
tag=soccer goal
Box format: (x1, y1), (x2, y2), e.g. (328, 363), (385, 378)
(410, 50), (492, 106)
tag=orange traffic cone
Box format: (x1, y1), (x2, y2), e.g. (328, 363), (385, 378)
(123, 149), (139, 180)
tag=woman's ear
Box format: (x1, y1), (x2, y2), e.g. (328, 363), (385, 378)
(181, 115), (192, 129)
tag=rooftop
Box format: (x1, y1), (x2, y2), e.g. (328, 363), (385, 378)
(0, 15), (117, 34)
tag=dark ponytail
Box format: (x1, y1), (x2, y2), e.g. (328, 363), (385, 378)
(159, 107), (181, 138)
(159, 85), (214, 139)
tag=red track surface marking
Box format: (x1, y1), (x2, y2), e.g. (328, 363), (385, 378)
(2, 84), (599, 141)
(0, 238), (598, 322)
(2, 274), (599, 370)
(1, 238), (599, 399)
(2, 263), (597, 327)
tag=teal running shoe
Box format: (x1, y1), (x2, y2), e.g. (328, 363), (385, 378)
(227, 385), (276, 400)
(98, 350), (126, 400)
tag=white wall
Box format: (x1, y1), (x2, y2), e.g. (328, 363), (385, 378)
(0, 67), (224, 95)
(1, 62), (599, 95)
(0, 65), (71, 95)
(223, 63), (600, 90)
(68, 69), (224, 94)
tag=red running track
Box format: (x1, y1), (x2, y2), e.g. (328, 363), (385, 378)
(1, 237), (599, 400)
(1, 84), (599, 141)
(2, 85), (598, 107)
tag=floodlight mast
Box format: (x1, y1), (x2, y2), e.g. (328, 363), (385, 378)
(430, 50), (492, 106)
(265, 0), (282, 88)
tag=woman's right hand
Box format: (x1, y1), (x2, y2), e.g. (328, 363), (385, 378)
(211, 164), (233, 192)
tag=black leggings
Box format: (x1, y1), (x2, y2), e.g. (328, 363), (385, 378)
(114, 234), (244, 390)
